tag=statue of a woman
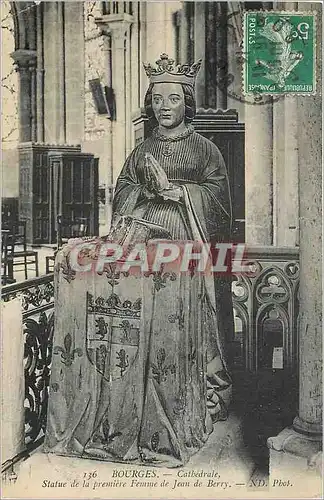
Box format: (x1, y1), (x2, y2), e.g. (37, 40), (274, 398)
(44, 54), (234, 468)
(112, 55), (232, 244)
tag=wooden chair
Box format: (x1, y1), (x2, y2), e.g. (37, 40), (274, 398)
(1, 230), (15, 285)
(2, 198), (19, 230)
(11, 221), (39, 280)
(45, 217), (89, 274)
(45, 254), (56, 275)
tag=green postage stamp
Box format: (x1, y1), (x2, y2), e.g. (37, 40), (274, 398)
(243, 11), (316, 95)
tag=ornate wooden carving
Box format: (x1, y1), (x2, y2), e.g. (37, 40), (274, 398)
(231, 247), (299, 372)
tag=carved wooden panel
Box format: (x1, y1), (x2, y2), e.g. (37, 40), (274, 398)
(48, 152), (99, 242)
(18, 148), (33, 240)
(232, 248), (299, 373)
(34, 150), (50, 242)
(18, 144), (81, 244)
(193, 109), (245, 243)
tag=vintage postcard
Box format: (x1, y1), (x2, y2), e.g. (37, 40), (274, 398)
(1, 1), (322, 499)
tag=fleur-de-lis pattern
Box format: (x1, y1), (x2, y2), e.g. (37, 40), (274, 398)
(173, 389), (187, 417)
(92, 416), (122, 447)
(152, 271), (177, 292)
(102, 264), (130, 286)
(151, 348), (176, 384)
(168, 298), (185, 330)
(53, 333), (83, 366)
(150, 431), (160, 452)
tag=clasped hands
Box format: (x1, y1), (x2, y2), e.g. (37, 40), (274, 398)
(143, 153), (182, 202)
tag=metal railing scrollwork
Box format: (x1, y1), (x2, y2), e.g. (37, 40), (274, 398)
(2, 274), (54, 473)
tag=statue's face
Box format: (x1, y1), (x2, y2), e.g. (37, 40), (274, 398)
(152, 83), (185, 129)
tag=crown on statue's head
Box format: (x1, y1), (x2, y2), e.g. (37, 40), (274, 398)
(143, 53), (202, 88)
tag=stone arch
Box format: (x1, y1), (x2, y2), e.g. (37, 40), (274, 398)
(10, 1), (37, 51)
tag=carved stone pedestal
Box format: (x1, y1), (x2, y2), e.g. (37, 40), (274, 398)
(267, 427), (322, 496)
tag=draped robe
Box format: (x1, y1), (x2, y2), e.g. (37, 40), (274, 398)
(44, 127), (234, 467)
(112, 128), (232, 242)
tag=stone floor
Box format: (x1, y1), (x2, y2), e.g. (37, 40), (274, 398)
(3, 370), (299, 499)
(4, 410), (269, 499)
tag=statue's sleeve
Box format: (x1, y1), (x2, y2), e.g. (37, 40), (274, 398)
(182, 141), (235, 350)
(111, 146), (144, 225)
(182, 142), (232, 242)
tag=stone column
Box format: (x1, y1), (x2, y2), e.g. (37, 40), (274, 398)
(57, 2), (66, 144)
(64, 2), (85, 144)
(125, 29), (132, 158)
(130, 1), (140, 118)
(205, 3), (217, 108)
(204, 2), (228, 109)
(267, 3), (322, 490)
(273, 2), (299, 247)
(273, 96), (299, 247)
(95, 13), (133, 190)
(272, 97), (285, 245)
(294, 1), (322, 436)
(100, 34), (114, 232)
(18, 63), (31, 143)
(43, 1), (66, 143)
(30, 59), (37, 142)
(244, 1), (273, 245)
(245, 102), (273, 245)
(146, 2), (177, 62)
(110, 25), (130, 182)
(11, 49), (37, 143)
(194, 2), (206, 108)
(179, 2), (190, 64)
(215, 2), (228, 110)
(226, 2), (245, 119)
(36, 2), (44, 143)
(139, 2), (148, 103)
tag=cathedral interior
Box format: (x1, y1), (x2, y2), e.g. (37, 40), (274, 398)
(1, 0), (322, 493)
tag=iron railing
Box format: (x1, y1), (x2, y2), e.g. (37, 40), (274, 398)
(2, 274), (54, 473)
